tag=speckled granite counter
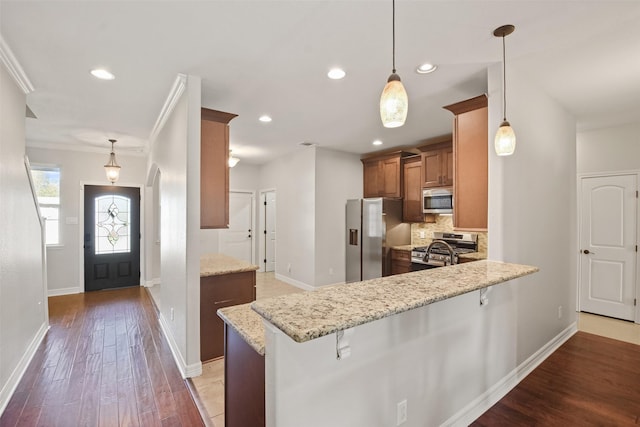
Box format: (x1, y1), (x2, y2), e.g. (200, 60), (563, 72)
(252, 260), (537, 343)
(217, 303), (265, 355)
(391, 245), (415, 251)
(200, 253), (259, 277)
(458, 251), (487, 261)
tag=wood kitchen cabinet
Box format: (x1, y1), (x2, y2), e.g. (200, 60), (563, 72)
(391, 249), (412, 275)
(201, 107), (237, 229)
(443, 95), (488, 231)
(402, 156), (424, 222)
(200, 270), (255, 361)
(420, 142), (453, 188)
(362, 151), (413, 198)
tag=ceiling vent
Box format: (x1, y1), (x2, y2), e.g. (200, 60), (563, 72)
(299, 141), (318, 147)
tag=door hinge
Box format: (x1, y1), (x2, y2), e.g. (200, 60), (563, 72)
(635, 298), (637, 306)
(264, 259), (267, 263)
(264, 230), (267, 234)
(264, 201), (267, 206)
(636, 245), (638, 252)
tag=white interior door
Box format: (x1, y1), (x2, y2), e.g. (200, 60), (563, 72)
(218, 191), (253, 263)
(260, 191), (276, 272)
(579, 174), (637, 321)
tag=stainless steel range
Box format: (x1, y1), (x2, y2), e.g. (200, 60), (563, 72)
(411, 232), (478, 271)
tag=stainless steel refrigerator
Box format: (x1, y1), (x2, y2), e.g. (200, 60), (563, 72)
(346, 198), (410, 283)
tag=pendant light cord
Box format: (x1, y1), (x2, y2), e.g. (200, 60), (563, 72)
(392, 0), (396, 73)
(502, 34), (507, 122)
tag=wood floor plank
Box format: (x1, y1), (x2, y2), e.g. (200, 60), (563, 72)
(473, 331), (640, 425)
(1, 288), (203, 427)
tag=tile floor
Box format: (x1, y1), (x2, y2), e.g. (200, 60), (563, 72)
(150, 276), (640, 426)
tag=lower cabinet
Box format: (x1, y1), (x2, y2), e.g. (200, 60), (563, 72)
(224, 325), (265, 427)
(391, 249), (412, 275)
(200, 270), (256, 361)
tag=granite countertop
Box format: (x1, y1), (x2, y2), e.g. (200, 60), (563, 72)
(200, 253), (259, 277)
(217, 303), (265, 355)
(252, 260), (538, 343)
(391, 245), (415, 251)
(458, 252), (487, 261)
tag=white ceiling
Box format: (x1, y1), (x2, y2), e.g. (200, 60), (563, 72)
(2, 1), (640, 164)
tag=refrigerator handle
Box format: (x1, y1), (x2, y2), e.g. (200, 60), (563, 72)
(349, 229), (359, 246)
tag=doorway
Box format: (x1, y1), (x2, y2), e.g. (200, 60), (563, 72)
(84, 185), (141, 291)
(218, 191), (254, 263)
(259, 190), (276, 272)
(578, 174), (638, 321)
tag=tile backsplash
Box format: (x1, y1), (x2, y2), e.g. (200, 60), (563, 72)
(411, 216), (488, 254)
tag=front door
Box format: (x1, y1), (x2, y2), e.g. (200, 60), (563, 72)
(218, 191), (253, 263)
(84, 185), (141, 291)
(579, 175), (637, 320)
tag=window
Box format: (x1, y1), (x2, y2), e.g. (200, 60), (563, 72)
(31, 166), (61, 245)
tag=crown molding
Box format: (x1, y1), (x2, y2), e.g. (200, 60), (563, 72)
(0, 35), (34, 94)
(149, 73), (187, 148)
(26, 140), (147, 157)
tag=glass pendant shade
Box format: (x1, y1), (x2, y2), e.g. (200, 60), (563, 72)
(104, 139), (120, 183)
(494, 120), (516, 156)
(380, 73), (408, 128)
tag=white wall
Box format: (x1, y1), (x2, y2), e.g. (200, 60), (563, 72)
(26, 147), (147, 294)
(488, 62), (577, 361)
(314, 148), (362, 286)
(0, 52), (48, 414)
(263, 65), (579, 426)
(147, 74), (202, 377)
(577, 122), (640, 174)
(259, 147), (316, 287)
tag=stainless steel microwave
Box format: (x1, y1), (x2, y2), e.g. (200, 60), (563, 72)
(423, 187), (453, 214)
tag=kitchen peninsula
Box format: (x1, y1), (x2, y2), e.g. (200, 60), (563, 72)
(218, 260), (537, 427)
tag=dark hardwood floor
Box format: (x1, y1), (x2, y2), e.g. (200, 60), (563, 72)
(473, 331), (640, 426)
(0, 287), (204, 427)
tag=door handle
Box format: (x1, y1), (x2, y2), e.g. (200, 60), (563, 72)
(582, 249), (594, 255)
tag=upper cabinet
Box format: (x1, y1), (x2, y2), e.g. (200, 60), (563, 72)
(362, 151), (412, 198)
(201, 107), (238, 229)
(402, 156), (424, 222)
(419, 140), (453, 188)
(443, 95), (488, 231)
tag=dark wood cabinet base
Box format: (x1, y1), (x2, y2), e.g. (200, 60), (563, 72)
(224, 324), (265, 427)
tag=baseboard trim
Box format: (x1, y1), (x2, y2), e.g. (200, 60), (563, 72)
(143, 278), (161, 288)
(0, 321), (49, 416)
(157, 312), (202, 379)
(48, 286), (81, 297)
(274, 274), (315, 291)
(442, 321), (578, 426)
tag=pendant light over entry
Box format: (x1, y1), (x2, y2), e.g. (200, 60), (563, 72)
(104, 139), (121, 183)
(380, 0), (408, 128)
(493, 24), (516, 156)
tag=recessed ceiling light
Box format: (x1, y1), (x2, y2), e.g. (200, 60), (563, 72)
(327, 68), (346, 80)
(90, 68), (115, 80)
(416, 63), (437, 74)
(259, 115), (272, 123)
(372, 140), (383, 146)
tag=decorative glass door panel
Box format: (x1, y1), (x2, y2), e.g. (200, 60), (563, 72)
(95, 195), (131, 254)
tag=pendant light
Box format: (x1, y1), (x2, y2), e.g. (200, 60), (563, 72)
(104, 139), (121, 183)
(380, 0), (408, 128)
(228, 150), (240, 168)
(493, 25), (516, 156)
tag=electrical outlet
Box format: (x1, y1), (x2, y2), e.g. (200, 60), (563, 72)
(419, 230), (426, 239)
(397, 399), (407, 425)
(170, 307), (175, 321)
(287, 263), (292, 273)
(558, 305), (563, 319)
(329, 267), (334, 275)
